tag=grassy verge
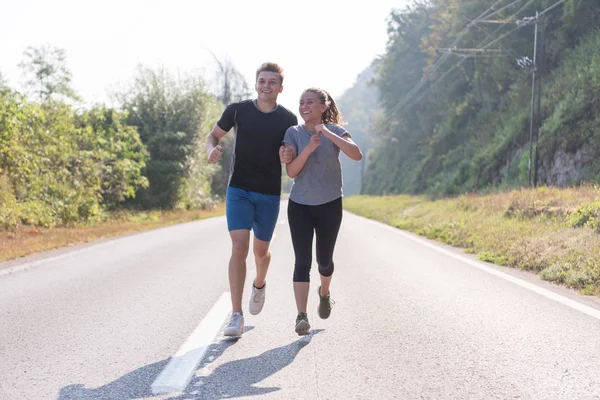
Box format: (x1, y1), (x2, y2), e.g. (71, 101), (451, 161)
(344, 185), (600, 296)
(0, 205), (225, 262)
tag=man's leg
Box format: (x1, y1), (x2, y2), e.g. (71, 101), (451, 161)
(225, 187), (255, 315)
(248, 191), (280, 315)
(248, 237), (270, 316)
(229, 229), (251, 314)
(253, 238), (271, 288)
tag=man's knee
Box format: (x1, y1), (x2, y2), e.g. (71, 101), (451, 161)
(253, 246), (270, 260)
(230, 232), (250, 260)
(232, 241), (249, 260)
(253, 238), (271, 260)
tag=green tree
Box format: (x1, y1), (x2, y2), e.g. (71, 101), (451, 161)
(74, 106), (149, 208)
(207, 56), (251, 198)
(337, 65), (380, 195)
(0, 85), (148, 228)
(210, 53), (252, 105)
(355, 0), (600, 196)
(18, 45), (80, 103)
(115, 65), (223, 209)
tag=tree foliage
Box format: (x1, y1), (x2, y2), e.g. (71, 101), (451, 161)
(336, 66), (381, 195)
(355, 0), (600, 196)
(0, 86), (147, 228)
(115, 66), (223, 209)
(19, 45), (80, 103)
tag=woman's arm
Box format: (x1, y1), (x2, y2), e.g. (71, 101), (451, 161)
(316, 124), (363, 161)
(285, 134), (321, 178)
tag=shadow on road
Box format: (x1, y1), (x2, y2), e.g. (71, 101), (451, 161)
(170, 328), (324, 400)
(57, 326), (322, 400)
(57, 326), (255, 400)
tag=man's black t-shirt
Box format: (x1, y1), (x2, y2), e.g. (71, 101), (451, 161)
(217, 100), (298, 196)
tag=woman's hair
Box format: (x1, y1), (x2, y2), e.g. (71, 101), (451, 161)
(256, 62), (284, 85)
(303, 87), (344, 125)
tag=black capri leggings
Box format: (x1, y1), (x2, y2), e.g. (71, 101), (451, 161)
(287, 197), (343, 283)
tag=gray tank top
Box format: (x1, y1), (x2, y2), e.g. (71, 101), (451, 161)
(283, 124), (350, 206)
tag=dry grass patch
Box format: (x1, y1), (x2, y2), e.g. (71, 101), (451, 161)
(344, 185), (600, 296)
(0, 205), (225, 262)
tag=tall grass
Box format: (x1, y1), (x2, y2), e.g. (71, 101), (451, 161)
(344, 185), (600, 296)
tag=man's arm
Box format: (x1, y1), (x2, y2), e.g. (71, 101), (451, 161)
(205, 124), (229, 164)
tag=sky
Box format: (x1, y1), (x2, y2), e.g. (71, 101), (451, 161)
(0, 0), (409, 116)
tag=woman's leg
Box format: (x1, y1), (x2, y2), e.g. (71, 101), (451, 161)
(287, 199), (315, 313)
(314, 197), (343, 318)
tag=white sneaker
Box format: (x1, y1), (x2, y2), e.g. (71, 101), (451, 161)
(249, 282), (266, 315)
(223, 312), (244, 336)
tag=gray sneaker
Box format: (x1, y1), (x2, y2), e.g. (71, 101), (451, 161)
(223, 312), (244, 336)
(249, 282), (266, 315)
(295, 312), (311, 336)
(317, 286), (335, 319)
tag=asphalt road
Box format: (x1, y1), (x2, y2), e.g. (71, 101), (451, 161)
(1, 203), (600, 400)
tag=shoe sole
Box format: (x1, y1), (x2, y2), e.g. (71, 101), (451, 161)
(249, 285), (266, 315)
(295, 320), (311, 336)
(223, 323), (244, 337)
(249, 305), (263, 316)
(317, 286), (332, 319)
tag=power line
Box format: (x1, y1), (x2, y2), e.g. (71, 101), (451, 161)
(385, 0), (567, 188)
(378, 0), (533, 128)
(410, 24), (523, 106)
(538, 0), (566, 17)
(378, 0), (523, 126)
(380, 0), (546, 122)
(467, 15), (522, 59)
(436, 48), (505, 53)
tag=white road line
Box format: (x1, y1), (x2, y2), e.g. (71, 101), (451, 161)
(0, 241), (116, 278)
(151, 292), (231, 395)
(362, 217), (600, 321)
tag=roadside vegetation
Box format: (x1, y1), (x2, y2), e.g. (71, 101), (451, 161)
(0, 206), (225, 262)
(344, 185), (600, 296)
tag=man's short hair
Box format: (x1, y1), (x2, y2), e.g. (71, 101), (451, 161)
(256, 62), (284, 85)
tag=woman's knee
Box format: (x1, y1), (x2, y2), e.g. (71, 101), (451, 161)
(293, 263), (311, 282)
(318, 261), (334, 277)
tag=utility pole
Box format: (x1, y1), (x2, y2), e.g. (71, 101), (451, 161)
(533, 23), (545, 188)
(516, 13), (539, 187)
(527, 12), (539, 187)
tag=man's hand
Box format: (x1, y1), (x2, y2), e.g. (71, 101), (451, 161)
(279, 144), (296, 164)
(208, 145), (223, 164)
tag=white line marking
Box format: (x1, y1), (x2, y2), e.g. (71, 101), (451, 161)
(0, 217), (226, 278)
(362, 217), (600, 321)
(0, 241), (116, 278)
(151, 292), (231, 394)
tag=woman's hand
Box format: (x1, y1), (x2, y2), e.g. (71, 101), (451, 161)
(307, 133), (322, 153)
(315, 124), (332, 138)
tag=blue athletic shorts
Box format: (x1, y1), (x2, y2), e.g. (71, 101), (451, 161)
(225, 187), (281, 242)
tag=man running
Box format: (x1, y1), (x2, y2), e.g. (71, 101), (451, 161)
(205, 62), (298, 336)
